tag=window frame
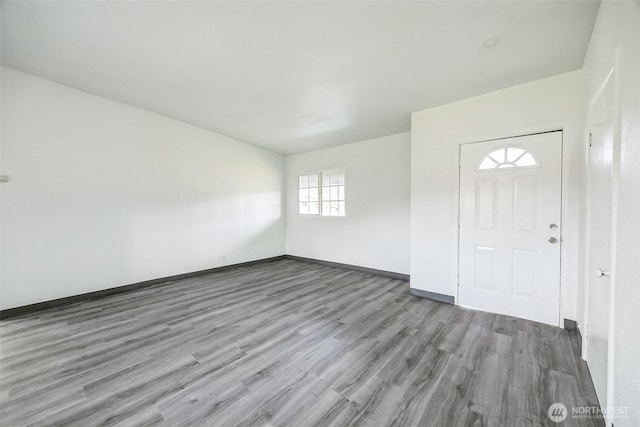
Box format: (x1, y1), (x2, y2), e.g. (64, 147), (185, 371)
(320, 169), (346, 217)
(297, 169), (346, 217)
(297, 172), (321, 216)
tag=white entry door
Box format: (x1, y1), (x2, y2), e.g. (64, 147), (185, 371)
(459, 131), (562, 326)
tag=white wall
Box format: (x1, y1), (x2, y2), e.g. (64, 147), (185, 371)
(410, 71), (585, 323)
(582, 1), (640, 424)
(286, 133), (410, 274)
(0, 67), (285, 310)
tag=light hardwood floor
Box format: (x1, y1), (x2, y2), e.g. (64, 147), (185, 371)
(0, 259), (601, 426)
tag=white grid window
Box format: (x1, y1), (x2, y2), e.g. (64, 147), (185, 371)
(321, 170), (345, 217)
(298, 170), (346, 216)
(298, 173), (319, 215)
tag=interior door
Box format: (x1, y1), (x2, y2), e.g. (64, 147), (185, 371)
(586, 71), (615, 414)
(459, 131), (562, 326)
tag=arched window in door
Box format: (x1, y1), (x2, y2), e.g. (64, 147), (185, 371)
(478, 146), (539, 170)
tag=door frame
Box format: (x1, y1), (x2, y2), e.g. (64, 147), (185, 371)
(583, 48), (622, 424)
(456, 130), (564, 328)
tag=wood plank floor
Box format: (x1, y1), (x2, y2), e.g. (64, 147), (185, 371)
(0, 259), (602, 426)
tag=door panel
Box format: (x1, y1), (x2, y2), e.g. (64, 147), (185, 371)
(475, 179), (496, 229)
(474, 246), (495, 290)
(513, 176), (537, 231)
(459, 131), (562, 326)
(512, 249), (535, 297)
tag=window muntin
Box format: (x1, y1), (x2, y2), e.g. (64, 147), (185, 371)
(298, 170), (345, 216)
(478, 146), (538, 171)
(298, 173), (319, 215)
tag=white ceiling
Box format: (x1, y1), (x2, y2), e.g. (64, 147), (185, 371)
(1, 1), (599, 154)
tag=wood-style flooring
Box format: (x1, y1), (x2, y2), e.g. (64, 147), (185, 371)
(0, 259), (601, 426)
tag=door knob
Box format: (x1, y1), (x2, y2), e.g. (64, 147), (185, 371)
(548, 237), (558, 244)
(596, 268), (609, 278)
(549, 223), (558, 229)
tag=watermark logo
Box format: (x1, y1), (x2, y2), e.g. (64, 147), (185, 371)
(547, 403), (568, 423)
(547, 403), (629, 422)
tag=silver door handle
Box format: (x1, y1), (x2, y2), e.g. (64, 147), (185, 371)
(596, 268), (609, 278)
(548, 237), (558, 244)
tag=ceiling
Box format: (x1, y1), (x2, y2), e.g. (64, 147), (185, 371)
(1, 1), (599, 154)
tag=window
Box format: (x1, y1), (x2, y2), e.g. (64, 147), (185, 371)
(478, 146), (538, 170)
(298, 173), (319, 215)
(321, 170), (345, 216)
(298, 170), (345, 216)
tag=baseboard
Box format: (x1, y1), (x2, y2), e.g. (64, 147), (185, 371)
(0, 255), (287, 319)
(2, 254), (410, 319)
(575, 323), (585, 360)
(284, 255), (410, 282)
(564, 318), (578, 331)
(409, 288), (455, 304)
(563, 318), (583, 359)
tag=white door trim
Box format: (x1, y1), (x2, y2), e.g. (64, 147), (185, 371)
(457, 129), (564, 328)
(583, 47), (622, 426)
